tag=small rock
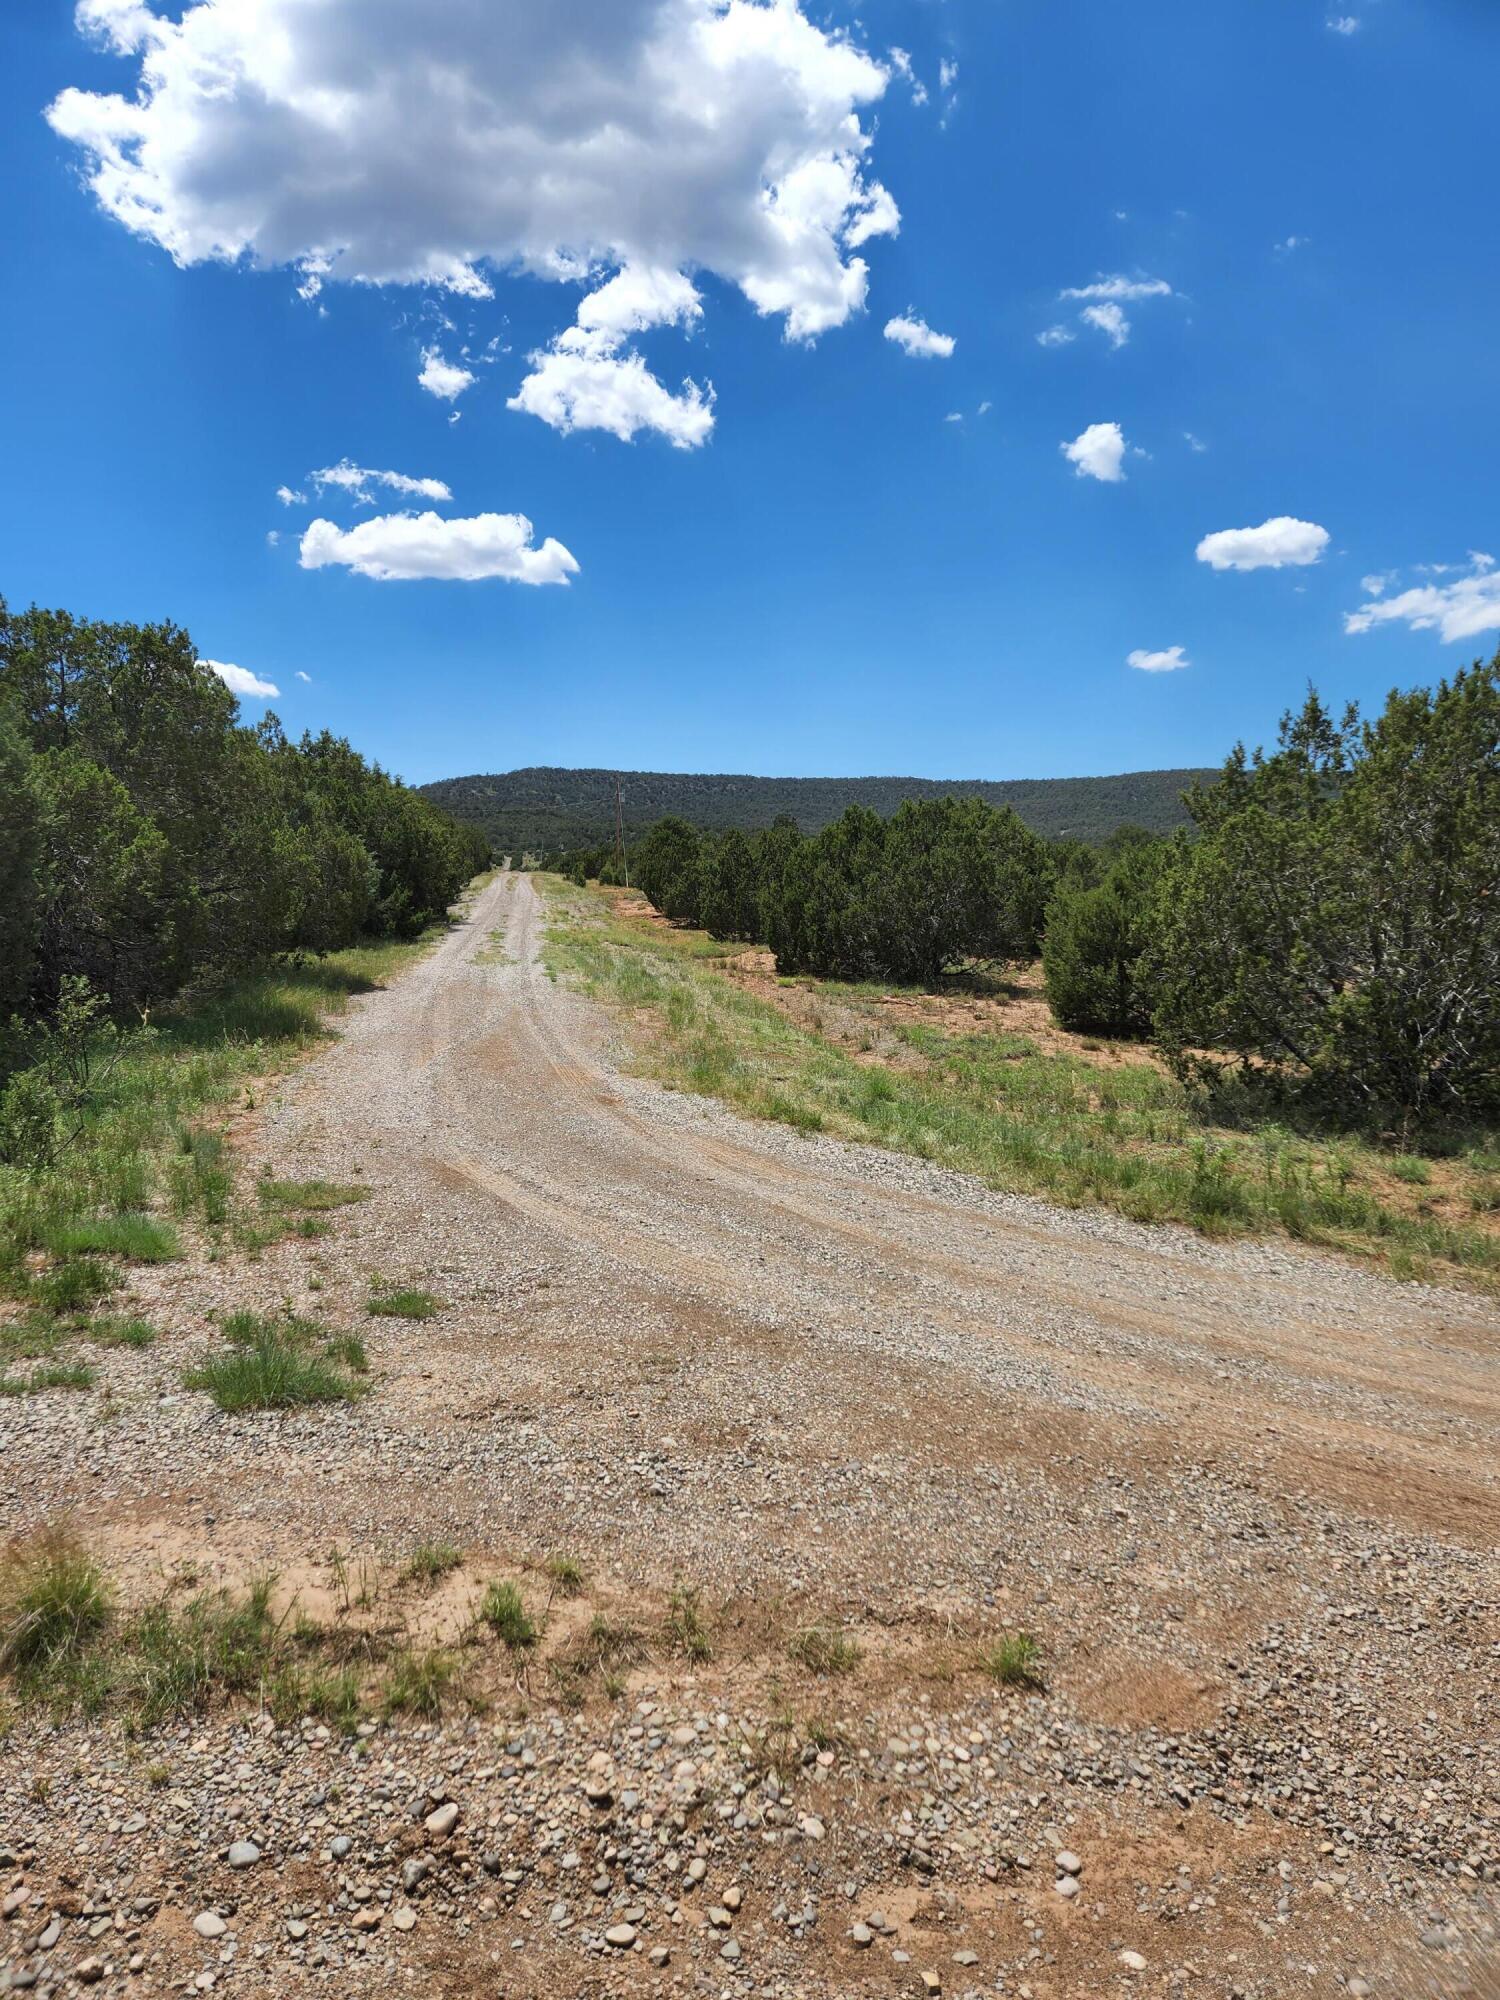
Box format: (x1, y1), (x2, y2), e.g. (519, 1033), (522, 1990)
(330, 1837), (351, 1861)
(391, 1907), (416, 1932)
(286, 1921), (308, 1942)
(1055, 1850), (1082, 1876)
(1056, 1875), (1081, 1899)
(722, 1886), (742, 1912)
(1347, 1983), (1371, 1999)
(424, 1803), (459, 1838)
(76, 1959), (105, 1985)
(954, 1949), (979, 1967)
(193, 1913), (227, 1940)
(850, 1924), (874, 1948)
(605, 1923), (638, 1948)
(401, 1859), (429, 1893)
(226, 1841), (261, 1870)
(720, 1939), (742, 1962)
(1121, 1950), (1148, 1973)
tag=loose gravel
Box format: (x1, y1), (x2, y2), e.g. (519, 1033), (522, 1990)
(1, 872), (1495, 2000)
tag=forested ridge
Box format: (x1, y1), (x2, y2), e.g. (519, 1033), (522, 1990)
(0, 593), (489, 1057)
(421, 763), (1212, 858)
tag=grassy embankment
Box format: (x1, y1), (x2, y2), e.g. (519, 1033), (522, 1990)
(540, 878), (1500, 1289)
(0, 926), (451, 1396)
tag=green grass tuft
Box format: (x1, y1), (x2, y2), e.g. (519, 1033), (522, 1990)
(479, 1580), (538, 1650)
(0, 1531), (111, 1676)
(0, 1360), (96, 1397)
(787, 1623), (862, 1675)
(543, 1553), (585, 1596)
(186, 1312), (365, 1413)
(383, 1646), (461, 1718)
(43, 1213), (181, 1264)
(400, 1542), (463, 1585)
(977, 1630), (1044, 1689)
(259, 1178), (372, 1212)
(367, 1287), (440, 1320)
(86, 1315), (156, 1349)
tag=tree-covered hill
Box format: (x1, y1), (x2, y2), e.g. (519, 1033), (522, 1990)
(420, 765), (1213, 857)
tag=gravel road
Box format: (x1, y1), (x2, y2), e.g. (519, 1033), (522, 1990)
(3, 870), (1496, 2000)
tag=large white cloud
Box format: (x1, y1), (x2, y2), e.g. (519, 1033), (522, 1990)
(47, 0), (901, 428)
(884, 313), (955, 359)
(201, 658), (279, 698)
(1061, 421), (1127, 483)
(1344, 553), (1500, 644)
(299, 511), (579, 585)
(1196, 517), (1329, 571)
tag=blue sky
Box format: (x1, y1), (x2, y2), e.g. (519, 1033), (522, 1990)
(2, 0), (1496, 788)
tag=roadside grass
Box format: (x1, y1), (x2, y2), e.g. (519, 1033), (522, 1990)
(977, 1630), (1044, 1689)
(400, 1542), (463, 1586)
(787, 1623), (863, 1676)
(479, 1580), (538, 1651)
(0, 928), (445, 1377)
(367, 1287), (440, 1320)
(539, 880), (1500, 1288)
(259, 1177), (371, 1213)
(185, 1310), (368, 1413)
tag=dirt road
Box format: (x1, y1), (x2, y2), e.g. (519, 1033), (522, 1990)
(4, 869), (1496, 1999)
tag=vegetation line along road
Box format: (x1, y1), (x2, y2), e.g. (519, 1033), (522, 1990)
(541, 875), (1499, 1289)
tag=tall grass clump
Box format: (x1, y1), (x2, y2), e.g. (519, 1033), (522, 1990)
(186, 1311), (367, 1412)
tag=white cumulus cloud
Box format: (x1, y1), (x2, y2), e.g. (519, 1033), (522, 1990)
(509, 263), (714, 446)
(1128, 646), (1190, 673)
(47, 0), (901, 428)
(1037, 325), (1076, 349)
(1196, 517), (1330, 571)
(1327, 15), (1360, 33)
(201, 658), (279, 699)
(1080, 302), (1129, 348)
(298, 511), (578, 585)
(1343, 554), (1500, 645)
(418, 349), (476, 402)
(884, 313), (955, 359)
(275, 485), (306, 506)
(1061, 421), (1127, 484)
(310, 461), (452, 505)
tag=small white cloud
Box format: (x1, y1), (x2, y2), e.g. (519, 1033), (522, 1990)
(295, 669), (312, 682)
(1360, 572), (1392, 597)
(1327, 15), (1360, 33)
(418, 347), (476, 401)
(1274, 235), (1310, 256)
(943, 411), (963, 424)
(1128, 645), (1191, 674)
(276, 485), (307, 506)
(1062, 421), (1127, 484)
(1196, 517), (1330, 571)
(884, 313), (955, 359)
(976, 399), (992, 416)
(1344, 553), (1500, 644)
(1184, 431), (1208, 453)
(201, 658), (279, 699)
(939, 58), (959, 91)
(311, 461), (452, 504)
(888, 46), (928, 106)
(298, 510), (578, 585)
(1037, 325), (1076, 349)
(1080, 302), (1129, 348)
(266, 530), (280, 547)
(1060, 274), (1172, 303)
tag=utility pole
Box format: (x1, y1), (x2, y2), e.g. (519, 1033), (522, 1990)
(614, 776), (629, 888)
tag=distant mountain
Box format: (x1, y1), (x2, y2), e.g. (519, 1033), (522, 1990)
(421, 765), (1213, 858)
